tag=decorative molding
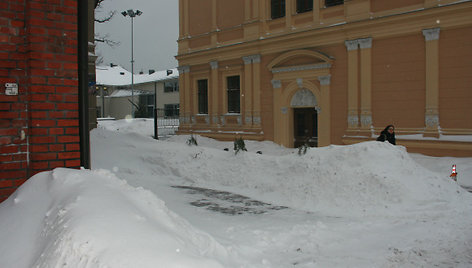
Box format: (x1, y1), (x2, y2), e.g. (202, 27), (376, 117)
(425, 114), (439, 127)
(252, 54), (261, 64)
(291, 89), (317, 107)
(318, 75), (331, 86)
(237, 116), (242, 125)
(191, 116), (196, 124)
(245, 116), (252, 124)
(177, 65), (190, 73)
(210, 61), (218, 69)
(281, 107), (288, 114)
(204, 115), (210, 124)
(220, 115), (225, 125)
(315, 106), (321, 114)
(348, 115), (359, 127)
(422, 28), (440, 41)
(212, 115), (219, 124)
(253, 116), (261, 125)
(271, 79), (281, 89)
(358, 37), (372, 49)
(271, 63), (331, 74)
(296, 78), (303, 88)
(360, 114), (372, 126)
(345, 39), (359, 51)
(242, 54), (261, 64)
(242, 56), (252, 65)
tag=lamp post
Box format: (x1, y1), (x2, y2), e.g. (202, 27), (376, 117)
(122, 9), (142, 118)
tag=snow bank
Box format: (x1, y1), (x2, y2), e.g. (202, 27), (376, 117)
(0, 168), (227, 268)
(94, 129), (470, 217)
(161, 138), (470, 217)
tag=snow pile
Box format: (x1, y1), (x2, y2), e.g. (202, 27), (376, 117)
(145, 135), (469, 217)
(0, 168), (227, 268)
(1, 118), (471, 268)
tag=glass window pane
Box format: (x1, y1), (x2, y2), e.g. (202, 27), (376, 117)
(198, 79), (208, 114)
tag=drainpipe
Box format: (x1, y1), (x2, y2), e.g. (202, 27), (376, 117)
(78, 0), (91, 168)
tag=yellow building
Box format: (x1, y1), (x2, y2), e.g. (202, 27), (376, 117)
(176, 0), (472, 156)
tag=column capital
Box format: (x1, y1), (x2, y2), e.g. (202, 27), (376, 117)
(318, 75), (331, 86)
(242, 56), (252, 65)
(242, 54), (261, 64)
(358, 37), (372, 49)
(422, 28), (440, 41)
(177, 65), (190, 73)
(210, 61), (218, 69)
(345, 39), (359, 51)
(252, 54), (261, 63)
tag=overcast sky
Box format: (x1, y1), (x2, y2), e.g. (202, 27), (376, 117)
(95, 0), (179, 73)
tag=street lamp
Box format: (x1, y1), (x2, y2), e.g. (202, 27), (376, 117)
(122, 9), (142, 117)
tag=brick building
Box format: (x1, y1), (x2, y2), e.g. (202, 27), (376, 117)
(0, 0), (91, 202)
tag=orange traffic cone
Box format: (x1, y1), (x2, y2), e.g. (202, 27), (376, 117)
(450, 164), (457, 181)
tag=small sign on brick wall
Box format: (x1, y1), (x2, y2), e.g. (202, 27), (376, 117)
(5, 83), (18, 96)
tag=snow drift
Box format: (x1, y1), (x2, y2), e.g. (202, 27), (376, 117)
(128, 133), (470, 217)
(0, 168), (227, 268)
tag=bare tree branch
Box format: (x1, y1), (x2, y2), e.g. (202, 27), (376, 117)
(94, 0), (119, 47)
(95, 10), (116, 24)
(95, 34), (121, 48)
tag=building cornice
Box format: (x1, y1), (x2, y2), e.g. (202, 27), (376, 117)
(176, 2), (472, 65)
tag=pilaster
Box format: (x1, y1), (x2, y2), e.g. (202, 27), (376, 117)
(345, 39), (360, 132)
(177, 65), (190, 125)
(243, 55), (253, 126)
(359, 37), (372, 133)
(313, 0), (320, 25)
(211, 0), (218, 46)
(210, 61), (219, 125)
(422, 28), (440, 137)
(318, 75), (331, 146)
(178, 65), (192, 124)
(252, 55), (261, 126)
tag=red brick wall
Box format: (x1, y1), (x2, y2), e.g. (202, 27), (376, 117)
(0, 0), (80, 202)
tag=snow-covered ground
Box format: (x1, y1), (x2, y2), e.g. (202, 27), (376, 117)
(1, 119), (471, 267)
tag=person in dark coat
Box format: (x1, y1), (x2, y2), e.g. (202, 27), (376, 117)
(376, 124), (396, 145)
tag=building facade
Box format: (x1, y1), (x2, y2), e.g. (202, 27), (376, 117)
(176, 0), (472, 156)
(95, 65), (179, 119)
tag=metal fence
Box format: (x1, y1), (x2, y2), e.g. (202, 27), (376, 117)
(156, 117), (180, 138)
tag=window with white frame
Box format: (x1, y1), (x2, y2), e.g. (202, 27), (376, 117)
(164, 81), (179, 92)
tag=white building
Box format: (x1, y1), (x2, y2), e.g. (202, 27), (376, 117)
(95, 65), (179, 119)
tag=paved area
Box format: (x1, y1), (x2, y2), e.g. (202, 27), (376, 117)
(462, 185), (472, 193)
(172, 186), (287, 215)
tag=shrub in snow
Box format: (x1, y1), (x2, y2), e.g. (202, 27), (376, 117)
(298, 143), (309, 156)
(187, 135), (198, 146)
(233, 137), (247, 154)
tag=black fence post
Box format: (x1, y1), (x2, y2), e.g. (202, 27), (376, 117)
(154, 107), (158, 140)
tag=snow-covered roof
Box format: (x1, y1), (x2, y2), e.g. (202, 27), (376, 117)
(109, 89), (151, 98)
(96, 65), (179, 86)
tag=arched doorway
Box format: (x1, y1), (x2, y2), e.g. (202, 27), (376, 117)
(269, 49), (332, 148)
(291, 89), (319, 147)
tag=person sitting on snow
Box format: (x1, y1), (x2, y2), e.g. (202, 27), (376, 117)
(376, 124), (396, 145)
